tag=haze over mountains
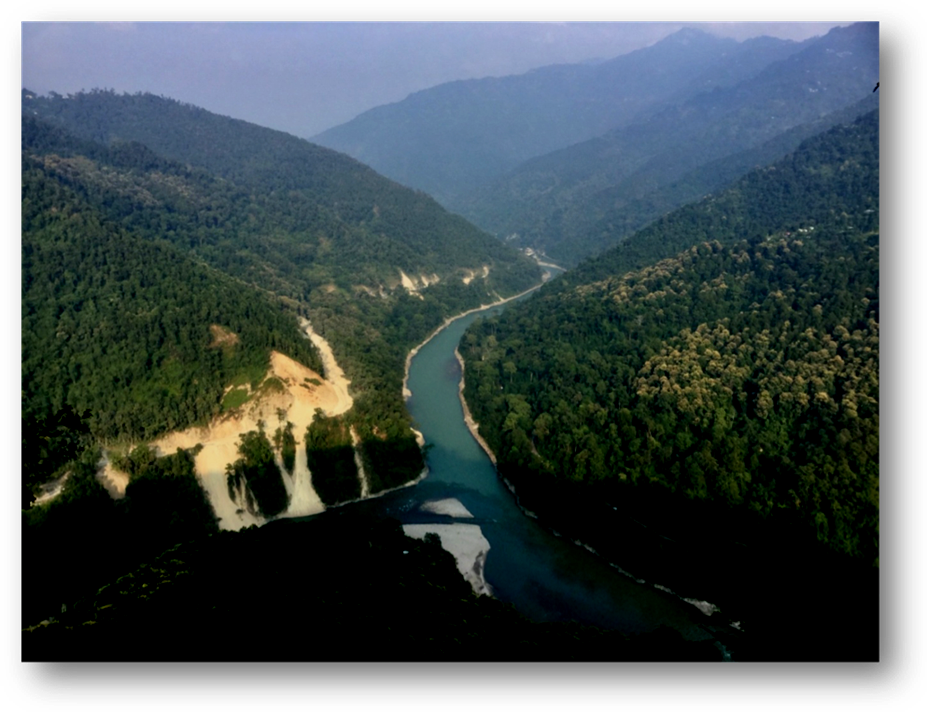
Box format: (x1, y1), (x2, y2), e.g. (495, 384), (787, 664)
(315, 23), (878, 265)
(314, 28), (805, 206)
(21, 21), (880, 663)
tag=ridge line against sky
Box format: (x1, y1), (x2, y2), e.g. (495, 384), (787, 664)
(22, 21), (849, 138)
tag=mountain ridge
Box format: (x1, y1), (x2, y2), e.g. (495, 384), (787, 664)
(459, 22), (878, 264)
(313, 27), (804, 206)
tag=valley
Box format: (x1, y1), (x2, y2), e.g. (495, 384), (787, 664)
(21, 22), (879, 663)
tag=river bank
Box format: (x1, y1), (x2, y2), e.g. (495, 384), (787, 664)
(454, 346), (496, 466)
(402, 275), (552, 400)
(449, 283), (741, 639)
(493, 462), (880, 659)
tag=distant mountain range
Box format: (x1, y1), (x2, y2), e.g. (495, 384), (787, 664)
(314, 23), (878, 266)
(461, 22), (879, 264)
(313, 27), (805, 208)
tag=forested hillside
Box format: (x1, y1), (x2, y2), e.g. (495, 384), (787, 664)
(22, 91), (538, 294)
(538, 93), (878, 264)
(461, 22), (878, 265)
(22, 153), (321, 487)
(22, 92), (540, 499)
(22, 441), (220, 627)
(21, 88), (546, 639)
(459, 111), (878, 660)
(314, 28), (802, 207)
(538, 110), (879, 293)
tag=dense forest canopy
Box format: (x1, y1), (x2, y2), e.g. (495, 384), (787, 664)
(225, 429), (290, 518)
(527, 94), (878, 265)
(460, 109), (879, 564)
(304, 411), (362, 505)
(540, 110), (879, 293)
(22, 152), (322, 450)
(22, 89), (539, 286)
(21, 91), (540, 498)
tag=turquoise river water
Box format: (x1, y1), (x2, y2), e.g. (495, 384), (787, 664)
(329, 275), (738, 657)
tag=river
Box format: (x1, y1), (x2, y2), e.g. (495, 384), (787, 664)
(326, 272), (739, 658)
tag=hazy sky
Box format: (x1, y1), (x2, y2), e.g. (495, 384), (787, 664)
(22, 21), (848, 139)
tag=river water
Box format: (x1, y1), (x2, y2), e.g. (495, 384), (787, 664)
(332, 279), (737, 656)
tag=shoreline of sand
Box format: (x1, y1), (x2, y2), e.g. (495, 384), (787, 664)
(454, 346), (498, 465)
(403, 522), (493, 597)
(402, 276), (550, 401)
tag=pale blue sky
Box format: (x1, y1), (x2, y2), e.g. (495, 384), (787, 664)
(21, 22), (847, 138)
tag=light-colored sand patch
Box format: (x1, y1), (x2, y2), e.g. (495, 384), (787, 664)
(351, 426), (369, 498)
(31, 471), (70, 507)
(96, 452), (130, 499)
(152, 345), (352, 530)
(683, 598), (722, 617)
(534, 256), (566, 271)
(526, 252), (564, 280)
(397, 270), (441, 296)
(455, 347), (497, 465)
(420, 498), (474, 519)
(354, 285), (379, 298)
(399, 269), (416, 292)
(403, 523), (492, 597)
(462, 265), (491, 285)
(298, 317), (354, 415)
(209, 324), (240, 348)
(398, 269), (424, 299)
(355, 285), (388, 299)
